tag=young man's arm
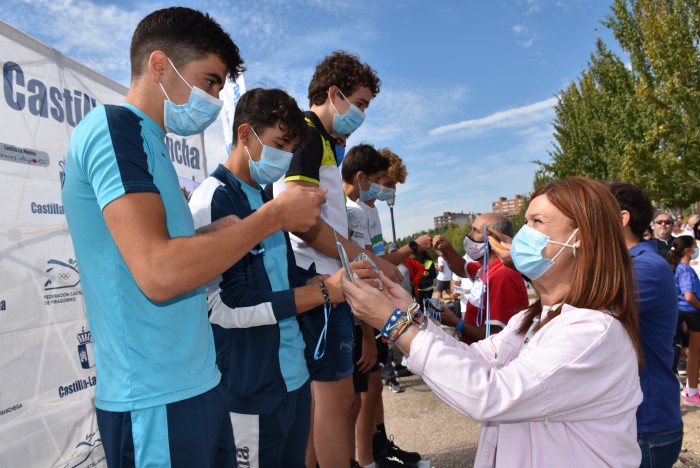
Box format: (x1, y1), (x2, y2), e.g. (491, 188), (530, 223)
(382, 234), (432, 265)
(432, 235), (468, 278)
(286, 179), (402, 282)
(102, 186), (325, 302)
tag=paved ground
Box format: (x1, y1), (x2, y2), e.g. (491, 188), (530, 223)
(381, 373), (700, 467)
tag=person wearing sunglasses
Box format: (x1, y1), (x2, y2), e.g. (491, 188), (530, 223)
(653, 212), (675, 256)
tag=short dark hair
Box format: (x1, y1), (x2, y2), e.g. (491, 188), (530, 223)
(340, 144), (390, 183)
(608, 181), (654, 241)
(308, 51), (381, 106)
(130, 7), (245, 81)
(232, 88), (307, 147)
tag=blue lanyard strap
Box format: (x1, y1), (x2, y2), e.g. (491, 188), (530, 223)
(477, 227), (492, 337)
(313, 301), (332, 360)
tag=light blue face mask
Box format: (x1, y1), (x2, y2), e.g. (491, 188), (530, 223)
(160, 57), (223, 136)
(331, 89), (366, 135)
(245, 127), (293, 185)
(375, 185), (396, 202)
(360, 174), (382, 202)
(511, 224), (579, 280)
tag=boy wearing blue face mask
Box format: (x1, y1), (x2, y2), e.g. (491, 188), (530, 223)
(271, 51), (404, 467)
(340, 144), (390, 448)
(188, 88), (366, 468)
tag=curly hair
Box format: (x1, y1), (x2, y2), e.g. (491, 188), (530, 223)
(307, 51), (381, 106)
(231, 88), (307, 147)
(130, 7), (245, 82)
(378, 148), (408, 184)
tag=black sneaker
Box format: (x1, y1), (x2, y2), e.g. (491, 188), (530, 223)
(385, 376), (403, 393)
(377, 436), (421, 466)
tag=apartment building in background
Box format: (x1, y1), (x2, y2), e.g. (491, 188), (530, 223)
(492, 195), (525, 217)
(433, 211), (479, 230)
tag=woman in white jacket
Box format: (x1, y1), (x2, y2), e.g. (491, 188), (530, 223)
(341, 177), (643, 467)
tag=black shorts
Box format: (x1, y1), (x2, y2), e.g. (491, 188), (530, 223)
(681, 311), (700, 333)
(435, 280), (451, 292)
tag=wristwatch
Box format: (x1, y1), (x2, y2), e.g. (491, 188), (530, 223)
(409, 241), (418, 254)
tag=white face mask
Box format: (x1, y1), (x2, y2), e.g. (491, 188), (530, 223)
(463, 235), (485, 260)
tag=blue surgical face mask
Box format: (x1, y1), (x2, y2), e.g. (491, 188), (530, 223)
(511, 224), (579, 280)
(245, 127), (293, 185)
(331, 89), (366, 135)
(693, 244), (700, 260)
(375, 185), (396, 202)
(160, 57), (223, 136)
(360, 174), (382, 202)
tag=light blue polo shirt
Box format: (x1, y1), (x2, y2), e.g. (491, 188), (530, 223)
(62, 103), (220, 411)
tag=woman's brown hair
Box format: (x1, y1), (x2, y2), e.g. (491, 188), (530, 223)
(516, 177), (642, 366)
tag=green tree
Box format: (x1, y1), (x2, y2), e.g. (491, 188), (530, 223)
(538, 0), (700, 208)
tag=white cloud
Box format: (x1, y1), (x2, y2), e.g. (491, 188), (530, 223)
(350, 85), (469, 149)
(429, 97), (558, 138)
(1, 0), (141, 83)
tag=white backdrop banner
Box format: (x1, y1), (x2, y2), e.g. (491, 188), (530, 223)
(0, 20), (208, 467)
(220, 74), (246, 154)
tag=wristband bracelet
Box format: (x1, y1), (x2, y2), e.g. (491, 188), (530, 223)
(380, 303), (424, 345)
(455, 319), (465, 334)
(380, 309), (405, 342)
(319, 280), (331, 305)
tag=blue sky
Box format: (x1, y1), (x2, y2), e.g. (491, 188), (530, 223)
(1, 0), (622, 239)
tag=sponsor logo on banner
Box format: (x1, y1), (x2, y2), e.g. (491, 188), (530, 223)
(0, 142), (50, 166)
(3, 61), (97, 127)
(165, 136), (202, 170)
(77, 327), (95, 369)
(58, 375), (96, 398)
(31, 201), (64, 215)
(43, 258), (83, 305)
(0, 402), (23, 417)
(44, 258), (80, 291)
(60, 430), (104, 468)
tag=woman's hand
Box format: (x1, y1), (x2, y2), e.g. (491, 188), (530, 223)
(341, 271), (397, 330)
(325, 261), (377, 303)
(488, 231), (514, 269)
(379, 271), (415, 312)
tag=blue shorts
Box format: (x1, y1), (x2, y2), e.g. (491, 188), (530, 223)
(229, 381), (311, 468)
(96, 383), (235, 467)
(299, 301), (354, 381)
